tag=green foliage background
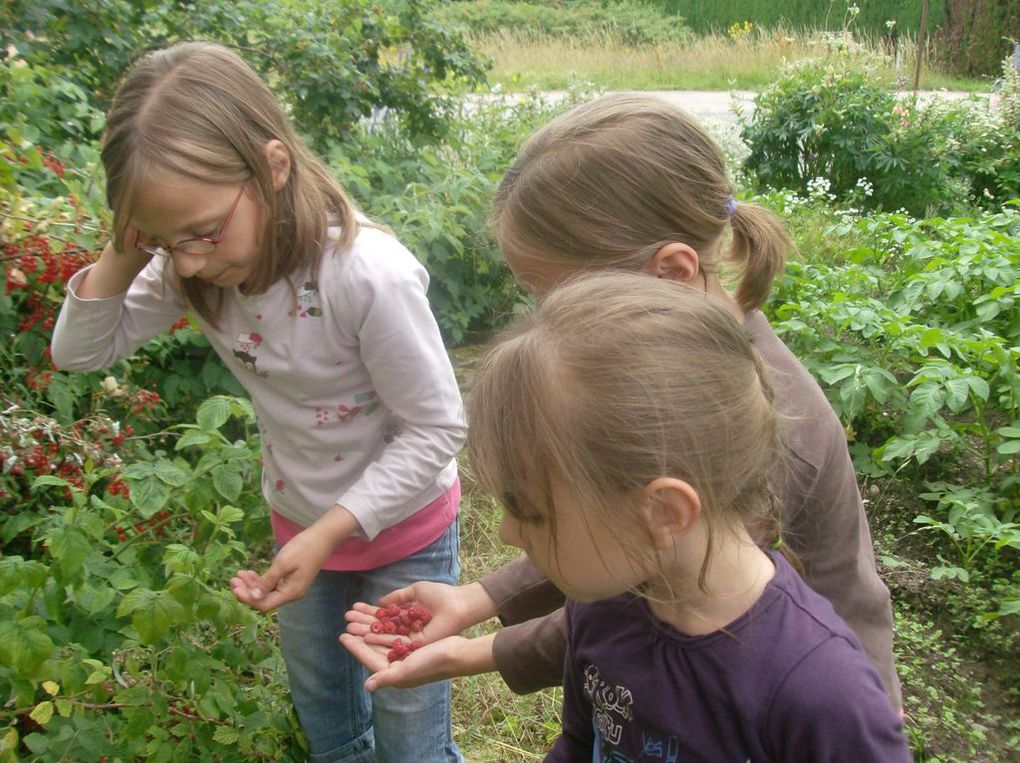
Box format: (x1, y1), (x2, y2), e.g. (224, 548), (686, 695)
(1, 0), (1019, 759)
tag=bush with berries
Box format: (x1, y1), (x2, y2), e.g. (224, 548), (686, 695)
(2, 134), (303, 761)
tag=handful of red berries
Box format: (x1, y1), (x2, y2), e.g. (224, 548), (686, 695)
(369, 603), (433, 662)
(370, 603), (433, 635)
(386, 638), (422, 663)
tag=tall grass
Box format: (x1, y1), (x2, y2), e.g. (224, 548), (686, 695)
(456, 23), (985, 92)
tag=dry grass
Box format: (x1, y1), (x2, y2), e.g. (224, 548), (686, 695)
(450, 464), (563, 761)
(470, 28), (981, 92)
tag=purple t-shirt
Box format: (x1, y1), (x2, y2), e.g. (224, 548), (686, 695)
(547, 552), (910, 763)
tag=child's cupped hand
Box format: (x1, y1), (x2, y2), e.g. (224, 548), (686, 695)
(230, 525), (337, 612)
(339, 628), (477, 691)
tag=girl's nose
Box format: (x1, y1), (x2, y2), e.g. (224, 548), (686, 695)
(171, 252), (209, 279)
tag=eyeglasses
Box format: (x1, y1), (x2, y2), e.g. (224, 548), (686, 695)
(134, 185), (246, 258)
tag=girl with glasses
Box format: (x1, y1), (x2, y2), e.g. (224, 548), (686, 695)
(51, 41), (466, 763)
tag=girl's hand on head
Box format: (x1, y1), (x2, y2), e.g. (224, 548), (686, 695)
(74, 238), (155, 300)
(338, 632), (497, 691)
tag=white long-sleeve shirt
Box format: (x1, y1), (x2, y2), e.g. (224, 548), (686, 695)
(52, 226), (466, 540)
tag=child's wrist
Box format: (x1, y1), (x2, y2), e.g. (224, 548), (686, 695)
(458, 581), (500, 627)
(458, 633), (498, 676)
(313, 503), (360, 546)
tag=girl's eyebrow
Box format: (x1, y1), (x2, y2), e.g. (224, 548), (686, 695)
(136, 213), (221, 241)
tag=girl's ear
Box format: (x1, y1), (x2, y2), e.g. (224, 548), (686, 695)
(264, 139), (292, 190)
(641, 477), (701, 550)
(644, 242), (700, 284)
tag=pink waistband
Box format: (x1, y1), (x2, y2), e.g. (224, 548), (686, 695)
(271, 480), (460, 571)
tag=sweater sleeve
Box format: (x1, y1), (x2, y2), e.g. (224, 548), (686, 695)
(330, 237), (467, 538)
(492, 609), (568, 695)
(51, 261), (187, 372)
(481, 554), (570, 694)
(481, 555), (566, 626)
(767, 637), (911, 762)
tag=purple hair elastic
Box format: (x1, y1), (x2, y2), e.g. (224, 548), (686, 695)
(726, 197), (738, 217)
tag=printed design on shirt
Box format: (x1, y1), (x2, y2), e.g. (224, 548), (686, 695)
(637, 731), (681, 762)
(585, 663), (689, 763)
(594, 734), (634, 763)
(232, 331), (269, 378)
(290, 280), (323, 318)
(584, 664), (634, 748)
(335, 390), (381, 425)
(383, 419), (402, 444)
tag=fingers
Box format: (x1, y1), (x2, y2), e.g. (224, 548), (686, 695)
(339, 634), (431, 692)
(339, 633), (390, 675)
(229, 570), (264, 606)
(376, 585), (418, 607)
(348, 602), (382, 620)
(229, 563), (290, 613)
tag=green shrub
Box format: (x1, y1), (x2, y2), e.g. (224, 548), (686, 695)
(328, 92), (573, 343)
(0, 396), (304, 760)
(740, 50), (966, 216)
(765, 199), (1020, 610)
(2, 0), (490, 151)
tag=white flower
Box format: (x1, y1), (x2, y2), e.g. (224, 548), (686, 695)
(100, 376), (125, 397)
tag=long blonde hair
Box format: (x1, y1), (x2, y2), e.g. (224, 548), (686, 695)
(490, 93), (793, 312)
(467, 272), (785, 589)
(101, 41), (360, 325)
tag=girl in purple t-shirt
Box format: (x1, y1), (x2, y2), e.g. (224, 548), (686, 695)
(464, 271), (910, 762)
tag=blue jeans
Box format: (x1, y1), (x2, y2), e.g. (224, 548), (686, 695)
(278, 521), (464, 763)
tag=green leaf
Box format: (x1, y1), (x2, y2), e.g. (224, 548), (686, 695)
(3, 511), (45, 544)
(0, 556), (48, 597)
(130, 477), (170, 515)
(1, 727), (19, 755)
(133, 591), (188, 645)
(31, 475), (72, 490)
(0, 616), (54, 674)
(176, 429), (215, 450)
(117, 587), (156, 618)
(163, 544), (200, 574)
(908, 381), (945, 420)
(45, 526), (91, 581)
(965, 376), (990, 401)
(29, 701), (53, 726)
(880, 436), (917, 462)
(154, 462), (191, 487)
(942, 377), (970, 413)
(109, 568), (140, 591)
(212, 466), (243, 502)
(218, 505), (245, 525)
(84, 586), (118, 616)
(197, 397), (232, 431)
(212, 726), (240, 745)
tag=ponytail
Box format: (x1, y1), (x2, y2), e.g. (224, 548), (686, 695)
(727, 201), (796, 313)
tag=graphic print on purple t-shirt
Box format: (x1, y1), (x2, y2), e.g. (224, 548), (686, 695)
(550, 552), (910, 763)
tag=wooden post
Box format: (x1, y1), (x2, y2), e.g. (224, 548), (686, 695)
(913, 0), (929, 91)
